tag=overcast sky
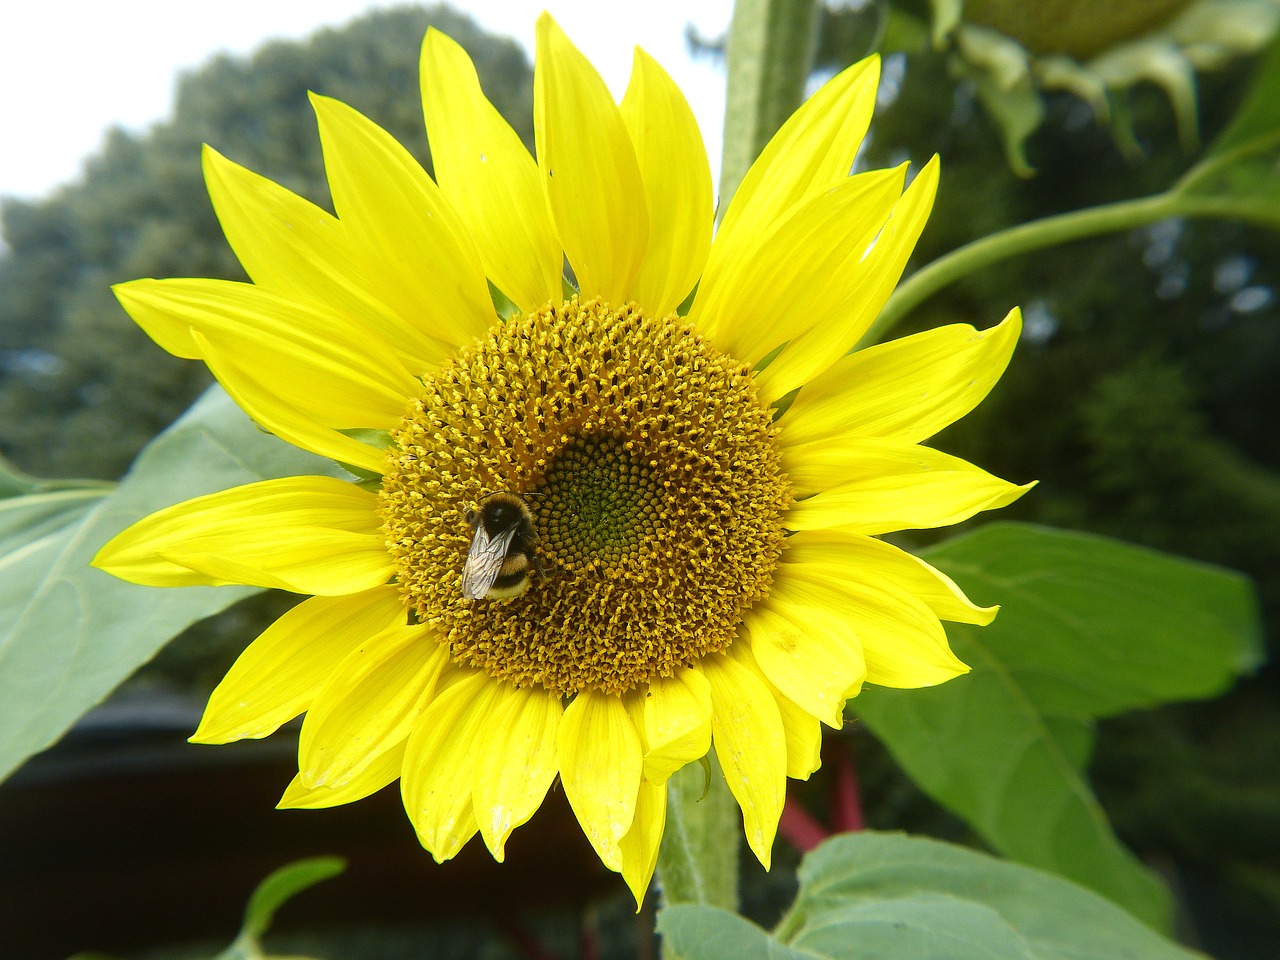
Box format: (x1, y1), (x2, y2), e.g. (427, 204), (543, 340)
(0, 0), (733, 200)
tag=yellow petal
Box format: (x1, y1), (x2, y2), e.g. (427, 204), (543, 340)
(278, 739), (405, 809)
(196, 331), (388, 474)
(782, 530), (997, 625)
(619, 777), (666, 908)
(749, 660), (824, 780)
(703, 650), (787, 868)
(420, 29), (562, 313)
(113, 278), (419, 428)
(636, 667), (713, 784)
(781, 308), (1023, 446)
(114, 278), (407, 472)
(558, 689), (643, 872)
(785, 438), (1034, 535)
(744, 597), (865, 728)
(772, 560), (970, 689)
(298, 624), (449, 788)
(535, 13), (648, 305)
(701, 55), (880, 340)
(202, 146), (453, 372)
(401, 670), (501, 861)
(775, 687), (823, 780)
(618, 47), (713, 316)
(311, 93), (495, 349)
(191, 586), (406, 744)
(754, 158), (941, 404)
(93, 476), (391, 592)
(471, 685), (563, 862)
(690, 167), (904, 367)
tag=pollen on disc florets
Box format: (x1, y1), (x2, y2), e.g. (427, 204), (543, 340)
(379, 297), (789, 696)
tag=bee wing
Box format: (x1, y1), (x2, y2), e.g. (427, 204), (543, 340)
(460, 523), (520, 599)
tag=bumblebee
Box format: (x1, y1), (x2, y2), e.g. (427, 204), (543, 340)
(460, 492), (539, 600)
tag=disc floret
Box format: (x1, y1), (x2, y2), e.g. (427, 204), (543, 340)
(380, 297), (790, 695)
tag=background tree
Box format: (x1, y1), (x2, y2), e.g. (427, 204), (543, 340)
(0, 2), (538, 733)
(0, 4), (534, 481)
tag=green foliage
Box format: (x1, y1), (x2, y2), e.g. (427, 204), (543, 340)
(947, 25), (1044, 177)
(0, 386), (337, 784)
(838, 17), (1280, 943)
(217, 857), (346, 960)
(0, 448), (111, 499)
(1174, 33), (1280, 226)
(0, 5), (533, 481)
(659, 754), (742, 910)
(659, 832), (1204, 960)
(65, 856), (346, 960)
(853, 523), (1261, 930)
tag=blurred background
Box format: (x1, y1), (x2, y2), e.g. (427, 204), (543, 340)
(1, 1), (1277, 957)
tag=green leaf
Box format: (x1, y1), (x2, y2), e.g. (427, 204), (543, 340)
(926, 0), (963, 48)
(1172, 34), (1280, 226)
(658, 752), (741, 910)
(0, 385), (341, 784)
(853, 522), (1262, 931)
(240, 856), (346, 941)
(1197, 32), (1280, 160)
(214, 856), (345, 960)
(0, 451), (114, 500)
(873, 33), (1280, 340)
(660, 833), (1204, 960)
(790, 832), (1203, 959)
(659, 903), (817, 960)
(951, 26), (1044, 178)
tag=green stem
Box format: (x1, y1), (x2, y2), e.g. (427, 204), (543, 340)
(718, 0), (822, 214)
(862, 191), (1179, 345)
(655, 0), (823, 923)
(653, 1), (818, 944)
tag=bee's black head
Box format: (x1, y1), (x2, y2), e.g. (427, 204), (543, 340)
(473, 492), (535, 538)
(482, 500), (522, 530)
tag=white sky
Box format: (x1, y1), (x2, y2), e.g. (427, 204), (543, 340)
(0, 0), (733, 201)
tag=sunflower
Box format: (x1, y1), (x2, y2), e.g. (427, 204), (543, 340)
(93, 13), (1030, 902)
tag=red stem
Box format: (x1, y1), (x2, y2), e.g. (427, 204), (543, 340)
(829, 739), (864, 833)
(779, 793), (830, 852)
(500, 915), (560, 960)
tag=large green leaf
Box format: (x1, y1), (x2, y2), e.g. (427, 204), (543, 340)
(1171, 34), (1280, 226)
(659, 832), (1204, 960)
(0, 451), (112, 501)
(853, 522), (1262, 931)
(0, 385), (340, 784)
(660, 906), (816, 960)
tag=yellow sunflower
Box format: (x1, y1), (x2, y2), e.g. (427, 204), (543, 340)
(93, 13), (1030, 903)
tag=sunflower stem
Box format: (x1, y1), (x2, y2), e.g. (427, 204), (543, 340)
(718, 0), (822, 215)
(862, 191), (1180, 344)
(656, 754), (740, 914)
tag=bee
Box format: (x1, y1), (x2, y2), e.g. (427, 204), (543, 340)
(460, 492), (540, 600)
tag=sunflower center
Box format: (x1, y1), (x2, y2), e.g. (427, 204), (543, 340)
(379, 297), (789, 696)
(539, 436), (659, 568)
